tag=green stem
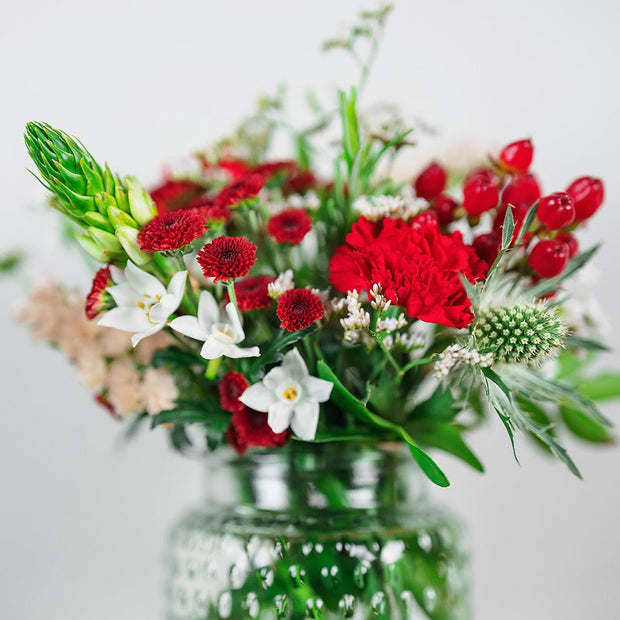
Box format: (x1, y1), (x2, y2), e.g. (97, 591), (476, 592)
(205, 357), (222, 380)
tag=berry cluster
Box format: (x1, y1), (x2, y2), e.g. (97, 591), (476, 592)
(473, 303), (568, 364)
(412, 139), (605, 281)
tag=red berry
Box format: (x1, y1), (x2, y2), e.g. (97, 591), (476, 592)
(411, 210), (440, 228)
(501, 173), (541, 209)
(536, 192), (575, 230)
(414, 162), (447, 201)
(433, 194), (458, 225)
(464, 167), (498, 186)
(566, 176), (604, 221)
(555, 232), (579, 258)
(473, 232), (501, 266)
(528, 240), (570, 278)
(498, 139), (534, 174)
(463, 172), (499, 216)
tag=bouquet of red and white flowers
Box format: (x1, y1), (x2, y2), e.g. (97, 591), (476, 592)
(17, 22), (617, 487)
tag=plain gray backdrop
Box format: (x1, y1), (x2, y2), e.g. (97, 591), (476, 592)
(1, 1), (619, 618)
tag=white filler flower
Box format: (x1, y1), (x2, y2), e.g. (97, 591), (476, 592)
(239, 348), (333, 440)
(169, 290), (259, 360)
(98, 261), (187, 347)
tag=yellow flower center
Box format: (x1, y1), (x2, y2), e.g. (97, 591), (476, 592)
(282, 386), (298, 401)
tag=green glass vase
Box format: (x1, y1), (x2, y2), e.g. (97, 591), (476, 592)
(165, 443), (469, 619)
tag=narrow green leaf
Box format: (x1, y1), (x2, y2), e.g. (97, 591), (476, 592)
(578, 372), (620, 402)
(560, 405), (615, 444)
(408, 420), (484, 472)
(563, 335), (611, 352)
(500, 204), (515, 250)
(459, 273), (480, 308)
(317, 360), (450, 487)
(513, 202), (538, 247)
(150, 407), (210, 428)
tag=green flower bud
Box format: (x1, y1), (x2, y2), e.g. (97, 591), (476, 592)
(473, 303), (568, 364)
(126, 176), (157, 226)
(83, 211), (114, 232)
(107, 205), (138, 229)
(75, 234), (108, 262)
(88, 227), (123, 253)
(115, 225), (151, 266)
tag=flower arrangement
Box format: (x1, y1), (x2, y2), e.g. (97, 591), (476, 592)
(17, 6), (619, 489)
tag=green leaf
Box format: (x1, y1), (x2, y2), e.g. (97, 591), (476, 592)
(248, 324), (318, 378)
(513, 202), (538, 247)
(578, 372), (620, 402)
(150, 407), (210, 428)
(500, 204), (515, 250)
(560, 405), (615, 444)
(120, 412), (148, 443)
(409, 386), (456, 422)
(563, 335), (611, 352)
(407, 420), (484, 472)
(151, 345), (203, 370)
(459, 273), (480, 308)
(317, 360), (450, 487)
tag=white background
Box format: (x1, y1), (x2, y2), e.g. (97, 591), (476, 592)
(1, 1), (619, 618)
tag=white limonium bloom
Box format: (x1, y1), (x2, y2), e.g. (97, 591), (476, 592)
(239, 348), (333, 441)
(169, 290), (259, 360)
(98, 261), (187, 347)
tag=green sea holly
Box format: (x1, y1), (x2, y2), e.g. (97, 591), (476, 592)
(472, 302), (568, 364)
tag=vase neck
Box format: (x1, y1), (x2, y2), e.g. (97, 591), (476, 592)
(204, 443), (424, 513)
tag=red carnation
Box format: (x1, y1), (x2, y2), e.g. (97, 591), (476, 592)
(276, 288), (323, 332)
(226, 275), (275, 311)
(137, 210), (207, 254)
(267, 209), (313, 244)
(85, 266), (114, 320)
(284, 170), (318, 195)
(218, 371), (250, 414)
(197, 156), (250, 182)
(226, 406), (290, 455)
(329, 217), (486, 329)
(215, 173), (266, 208)
(149, 180), (204, 214)
(197, 236), (257, 282)
(252, 160), (298, 177)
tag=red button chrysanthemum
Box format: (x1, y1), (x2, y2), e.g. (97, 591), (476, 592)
(215, 173), (266, 208)
(185, 196), (232, 224)
(267, 209), (313, 244)
(149, 180), (204, 213)
(218, 371), (250, 414)
(85, 265), (114, 320)
(226, 406), (290, 455)
(276, 288), (323, 332)
(226, 275), (275, 311)
(137, 210), (207, 254)
(197, 236), (257, 282)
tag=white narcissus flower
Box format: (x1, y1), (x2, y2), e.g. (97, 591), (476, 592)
(239, 348), (333, 440)
(169, 290), (260, 360)
(98, 261), (187, 347)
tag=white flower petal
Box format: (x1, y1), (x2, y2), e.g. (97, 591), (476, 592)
(98, 307), (150, 333)
(197, 290), (220, 330)
(267, 402), (293, 434)
(131, 322), (165, 347)
(167, 270), (188, 303)
(109, 265), (125, 284)
(125, 261), (166, 297)
(149, 297), (175, 324)
(169, 315), (208, 341)
(107, 282), (138, 307)
(223, 344), (261, 359)
(303, 376), (333, 403)
(200, 337), (226, 359)
(282, 348), (309, 381)
(239, 383), (273, 412)
(225, 302), (245, 342)
(291, 400), (320, 440)
(263, 367), (288, 391)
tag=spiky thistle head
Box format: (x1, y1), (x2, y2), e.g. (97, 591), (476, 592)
(472, 302), (568, 364)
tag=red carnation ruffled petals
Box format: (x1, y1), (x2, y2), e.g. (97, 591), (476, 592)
(149, 180), (204, 214)
(252, 160), (298, 178)
(329, 216), (486, 329)
(268, 209), (313, 244)
(137, 210), (207, 254)
(218, 371), (250, 414)
(197, 236), (257, 282)
(226, 406), (290, 455)
(85, 266), (113, 320)
(276, 288), (323, 332)
(226, 275), (275, 311)
(215, 174), (266, 208)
